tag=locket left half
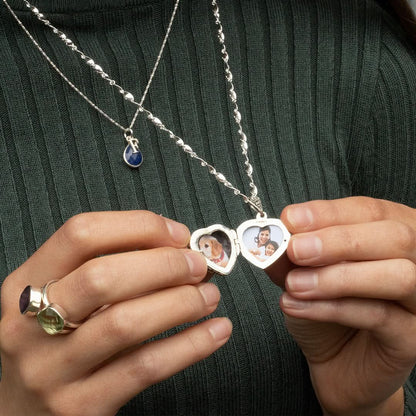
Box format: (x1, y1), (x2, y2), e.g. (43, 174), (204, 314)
(190, 225), (239, 275)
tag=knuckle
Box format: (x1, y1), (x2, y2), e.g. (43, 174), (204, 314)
(334, 263), (351, 287)
(60, 213), (95, 250)
(335, 227), (359, 253)
(77, 259), (108, 300)
(178, 285), (206, 319)
(162, 247), (188, 280)
(359, 197), (386, 222)
(45, 385), (107, 416)
(324, 263), (354, 296)
(131, 349), (160, 385)
(395, 259), (416, 297)
(370, 301), (391, 330)
(19, 359), (48, 397)
(136, 210), (166, 237)
(395, 222), (416, 254)
(104, 306), (134, 344)
(183, 329), (211, 362)
(44, 390), (78, 416)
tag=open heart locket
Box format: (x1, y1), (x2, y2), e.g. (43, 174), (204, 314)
(190, 214), (291, 275)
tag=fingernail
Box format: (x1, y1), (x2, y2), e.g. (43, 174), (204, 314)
(292, 235), (322, 261)
(198, 283), (220, 307)
(287, 206), (314, 229)
(165, 219), (190, 245)
(281, 293), (309, 309)
(286, 270), (317, 293)
(209, 318), (233, 342)
(184, 251), (207, 278)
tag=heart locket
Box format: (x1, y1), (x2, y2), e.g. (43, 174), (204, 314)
(190, 215), (290, 275)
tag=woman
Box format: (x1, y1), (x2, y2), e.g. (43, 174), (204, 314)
(248, 226), (272, 257)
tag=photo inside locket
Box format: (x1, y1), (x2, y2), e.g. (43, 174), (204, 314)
(242, 225), (283, 262)
(197, 231), (232, 268)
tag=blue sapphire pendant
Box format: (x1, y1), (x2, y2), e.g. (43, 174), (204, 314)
(123, 134), (143, 168)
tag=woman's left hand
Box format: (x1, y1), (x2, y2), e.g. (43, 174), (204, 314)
(270, 197), (416, 415)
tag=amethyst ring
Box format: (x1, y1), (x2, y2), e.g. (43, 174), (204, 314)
(19, 285), (43, 315)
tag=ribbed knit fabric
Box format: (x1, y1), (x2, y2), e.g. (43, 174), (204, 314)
(0, 0), (416, 415)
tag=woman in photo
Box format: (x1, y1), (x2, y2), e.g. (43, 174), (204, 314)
(248, 226), (271, 258)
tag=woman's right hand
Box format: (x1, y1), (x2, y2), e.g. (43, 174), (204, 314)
(0, 211), (232, 416)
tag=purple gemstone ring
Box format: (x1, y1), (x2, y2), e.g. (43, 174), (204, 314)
(19, 285), (43, 315)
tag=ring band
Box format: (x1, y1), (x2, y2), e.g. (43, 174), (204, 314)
(40, 279), (57, 307)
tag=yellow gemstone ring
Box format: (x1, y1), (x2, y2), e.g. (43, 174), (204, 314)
(35, 280), (83, 335)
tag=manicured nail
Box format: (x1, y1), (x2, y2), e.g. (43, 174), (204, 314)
(209, 318), (233, 342)
(286, 270), (317, 293)
(165, 219), (190, 245)
(198, 283), (220, 307)
(281, 293), (309, 309)
(287, 206), (314, 229)
(184, 251), (207, 278)
(292, 235), (322, 261)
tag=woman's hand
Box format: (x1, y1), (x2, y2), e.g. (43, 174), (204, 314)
(271, 197), (416, 415)
(0, 211), (232, 416)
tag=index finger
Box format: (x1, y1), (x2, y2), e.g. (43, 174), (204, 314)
(20, 211), (190, 285)
(281, 197), (416, 234)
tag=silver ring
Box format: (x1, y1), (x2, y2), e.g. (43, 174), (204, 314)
(40, 279), (57, 307)
(34, 280), (83, 335)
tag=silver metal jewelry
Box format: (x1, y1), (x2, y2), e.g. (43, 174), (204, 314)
(3, 0), (262, 211)
(190, 215), (290, 275)
(19, 285), (43, 315)
(36, 280), (83, 335)
(4, 0), (291, 274)
(211, 0), (260, 211)
(3, 0), (181, 168)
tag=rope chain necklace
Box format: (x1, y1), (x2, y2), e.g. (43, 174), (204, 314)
(4, 0), (290, 275)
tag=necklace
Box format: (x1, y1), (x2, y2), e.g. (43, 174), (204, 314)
(3, 0), (181, 168)
(4, 0), (291, 275)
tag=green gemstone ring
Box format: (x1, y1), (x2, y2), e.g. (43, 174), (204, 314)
(34, 280), (82, 335)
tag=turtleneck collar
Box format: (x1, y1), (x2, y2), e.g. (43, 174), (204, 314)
(4, 0), (163, 13)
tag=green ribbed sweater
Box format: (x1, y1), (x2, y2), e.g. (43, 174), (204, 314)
(1, 0), (416, 414)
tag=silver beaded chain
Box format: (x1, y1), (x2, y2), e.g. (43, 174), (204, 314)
(211, 0), (261, 211)
(3, 0), (264, 214)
